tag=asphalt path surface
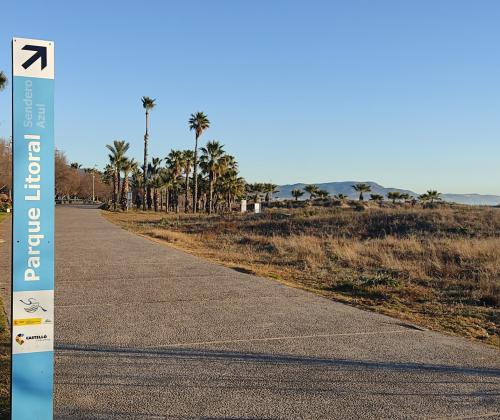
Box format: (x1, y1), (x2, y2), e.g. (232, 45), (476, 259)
(0, 207), (499, 419)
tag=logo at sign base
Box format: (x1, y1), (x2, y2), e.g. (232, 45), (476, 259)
(15, 334), (25, 345)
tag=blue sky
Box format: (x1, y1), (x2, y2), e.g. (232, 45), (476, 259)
(1, 1), (499, 194)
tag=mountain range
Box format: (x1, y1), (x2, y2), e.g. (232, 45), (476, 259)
(275, 182), (500, 206)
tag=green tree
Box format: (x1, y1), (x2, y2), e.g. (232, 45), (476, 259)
(189, 112), (210, 213)
(181, 150), (195, 212)
(246, 183), (265, 203)
(291, 188), (304, 201)
(370, 194), (384, 202)
(262, 183), (279, 204)
(304, 184), (319, 200)
(106, 140), (130, 210)
(141, 96), (156, 210)
(334, 193), (348, 201)
(352, 183), (371, 201)
(387, 191), (401, 204)
(426, 190), (441, 204)
(317, 189), (330, 199)
(218, 169), (245, 212)
(148, 157), (163, 211)
(120, 159), (137, 211)
(165, 151), (184, 212)
(200, 141), (226, 214)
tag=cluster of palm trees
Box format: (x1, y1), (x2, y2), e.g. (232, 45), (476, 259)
(105, 104), (247, 213)
(292, 183), (442, 206)
(246, 183), (279, 204)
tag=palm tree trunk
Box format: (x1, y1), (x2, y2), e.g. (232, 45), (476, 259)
(143, 111), (149, 210)
(112, 171), (117, 210)
(208, 173), (214, 214)
(192, 135), (199, 213)
(185, 170), (190, 212)
(120, 177), (128, 211)
(153, 189), (159, 212)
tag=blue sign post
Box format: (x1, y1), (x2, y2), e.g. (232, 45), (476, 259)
(11, 37), (55, 419)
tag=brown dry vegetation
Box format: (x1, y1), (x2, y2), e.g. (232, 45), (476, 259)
(0, 300), (9, 417)
(104, 205), (500, 347)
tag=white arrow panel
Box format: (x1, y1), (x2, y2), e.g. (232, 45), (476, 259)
(13, 37), (55, 79)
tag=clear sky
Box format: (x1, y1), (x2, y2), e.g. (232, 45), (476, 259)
(1, 1), (499, 194)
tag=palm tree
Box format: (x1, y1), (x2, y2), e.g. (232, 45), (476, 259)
(141, 96), (156, 210)
(426, 190), (441, 204)
(148, 157), (163, 211)
(317, 190), (330, 199)
(120, 159), (137, 211)
(334, 193), (348, 201)
(370, 194), (384, 202)
(246, 183), (265, 203)
(291, 188), (304, 201)
(189, 112), (210, 213)
(181, 150), (195, 212)
(399, 193), (410, 202)
(106, 140), (130, 210)
(131, 166), (144, 208)
(304, 184), (319, 200)
(0, 71), (7, 91)
(261, 183), (279, 204)
(352, 183), (371, 201)
(387, 191), (401, 204)
(200, 141), (226, 214)
(165, 151), (184, 212)
(218, 169), (245, 212)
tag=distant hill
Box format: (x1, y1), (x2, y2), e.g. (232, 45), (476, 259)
(275, 181), (500, 206)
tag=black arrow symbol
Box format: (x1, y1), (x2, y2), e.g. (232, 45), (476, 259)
(21, 45), (48, 70)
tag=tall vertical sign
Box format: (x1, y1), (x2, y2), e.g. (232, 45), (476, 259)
(12, 37), (55, 419)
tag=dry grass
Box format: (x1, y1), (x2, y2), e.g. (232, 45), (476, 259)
(0, 213), (8, 224)
(104, 206), (500, 347)
(0, 298), (9, 417)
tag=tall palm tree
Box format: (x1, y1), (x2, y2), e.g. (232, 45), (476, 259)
(188, 112), (210, 213)
(120, 159), (137, 211)
(181, 149), (195, 212)
(106, 140), (130, 210)
(200, 141), (226, 214)
(141, 96), (156, 210)
(0, 71), (7, 91)
(304, 184), (319, 200)
(352, 183), (371, 201)
(291, 188), (304, 201)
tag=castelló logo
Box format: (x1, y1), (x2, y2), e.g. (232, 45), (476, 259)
(20, 298), (47, 313)
(15, 333), (48, 345)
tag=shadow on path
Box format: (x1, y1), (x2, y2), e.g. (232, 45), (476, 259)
(56, 343), (500, 378)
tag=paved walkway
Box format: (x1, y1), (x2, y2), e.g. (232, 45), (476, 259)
(0, 207), (499, 419)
